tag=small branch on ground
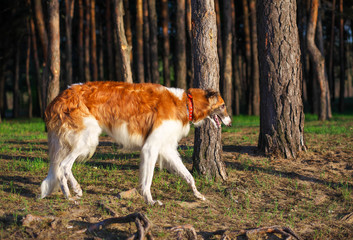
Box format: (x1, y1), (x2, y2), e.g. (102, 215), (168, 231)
(87, 212), (153, 240)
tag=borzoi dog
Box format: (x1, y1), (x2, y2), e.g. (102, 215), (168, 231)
(40, 81), (231, 205)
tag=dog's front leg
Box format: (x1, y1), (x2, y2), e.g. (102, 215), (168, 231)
(139, 145), (162, 205)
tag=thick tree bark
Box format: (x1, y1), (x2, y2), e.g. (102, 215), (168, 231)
(78, 0), (84, 82)
(26, 23), (33, 118)
(46, 0), (61, 106)
(186, 0), (194, 88)
(222, 0), (232, 117)
(136, 0), (145, 83)
(161, 0), (170, 86)
(65, 0), (74, 86)
(113, 0), (133, 83)
(143, 0), (151, 83)
(339, 0), (344, 111)
(191, 0), (227, 181)
(175, 0), (187, 89)
(13, 41), (20, 118)
(148, 0), (159, 84)
(90, 0), (98, 81)
(242, 0), (252, 115)
(257, 0), (307, 158)
(306, 0), (330, 120)
(84, 0), (91, 82)
(105, 0), (114, 80)
(328, 0), (336, 101)
(250, 0), (259, 116)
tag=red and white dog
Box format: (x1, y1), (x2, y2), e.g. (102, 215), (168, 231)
(40, 81), (231, 205)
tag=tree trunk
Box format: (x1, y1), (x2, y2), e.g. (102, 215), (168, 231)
(214, 0), (222, 68)
(33, 0), (48, 64)
(123, 0), (133, 65)
(113, 0), (133, 83)
(64, 0), (74, 86)
(339, 0), (344, 112)
(105, 0), (114, 80)
(161, 0), (170, 87)
(257, 0), (307, 158)
(232, 1), (240, 116)
(90, 0), (98, 81)
(191, 0), (227, 181)
(84, 0), (91, 82)
(186, 0), (194, 89)
(136, 0), (145, 83)
(148, 0), (159, 84)
(29, 13), (43, 116)
(78, 0), (84, 82)
(26, 22), (33, 118)
(222, 0), (232, 116)
(242, 0), (252, 115)
(250, 0), (259, 116)
(46, 0), (61, 106)
(328, 0), (336, 101)
(143, 0), (151, 83)
(306, 0), (330, 120)
(175, 0), (187, 89)
(13, 41), (20, 118)
(98, 18), (104, 80)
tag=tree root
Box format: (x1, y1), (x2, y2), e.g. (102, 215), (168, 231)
(87, 212), (154, 240)
(171, 224), (198, 240)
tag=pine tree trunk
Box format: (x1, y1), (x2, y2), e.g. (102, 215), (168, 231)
(143, 0), (151, 83)
(306, 0), (330, 120)
(123, 0), (133, 65)
(214, 0), (222, 68)
(328, 0), (336, 101)
(175, 0), (187, 89)
(106, 0), (114, 80)
(222, 0), (232, 116)
(191, 0), (227, 181)
(186, 0), (194, 88)
(250, 0), (260, 116)
(161, 0), (170, 87)
(13, 41), (20, 118)
(339, 0), (344, 111)
(78, 0), (84, 82)
(136, 0), (145, 83)
(26, 22), (33, 118)
(113, 0), (133, 83)
(242, 0), (252, 115)
(148, 0), (159, 84)
(90, 0), (98, 81)
(257, 0), (307, 159)
(33, 0), (48, 64)
(64, 0), (74, 86)
(46, 0), (61, 106)
(232, 1), (240, 116)
(84, 0), (91, 82)
(98, 19), (104, 80)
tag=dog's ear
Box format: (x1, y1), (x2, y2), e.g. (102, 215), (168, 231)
(205, 89), (219, 105)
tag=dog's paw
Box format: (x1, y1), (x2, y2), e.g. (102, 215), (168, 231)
(194, 192), (206, 201)
(148, 200), (163, 206)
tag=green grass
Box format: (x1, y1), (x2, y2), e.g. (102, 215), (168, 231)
(0, 118), (47, 141)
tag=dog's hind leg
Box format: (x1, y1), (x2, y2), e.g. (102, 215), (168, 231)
(139, 143), (160, 205)
(160, 148), (206, 201)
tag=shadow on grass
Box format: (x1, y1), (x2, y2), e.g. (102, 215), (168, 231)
(70, 220), (130, 239)
(0, 176), (37, 198)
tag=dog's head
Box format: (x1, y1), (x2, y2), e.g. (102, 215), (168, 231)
(189, 88), (232, 128)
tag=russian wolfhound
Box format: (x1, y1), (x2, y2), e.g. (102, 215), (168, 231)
(40, 81), (231, 205)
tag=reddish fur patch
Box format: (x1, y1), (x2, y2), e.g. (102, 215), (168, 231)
(45, 82), (227, 141)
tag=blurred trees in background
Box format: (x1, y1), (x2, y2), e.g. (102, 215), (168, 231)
(1, 0), (353, 120)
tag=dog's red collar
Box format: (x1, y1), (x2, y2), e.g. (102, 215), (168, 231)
(187, 93), (193, 121)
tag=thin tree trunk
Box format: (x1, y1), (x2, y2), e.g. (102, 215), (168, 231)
(113, 21), (122, 82)
(148, 0), (159, 84)
(257, 0), (307, 158)
(113, 0), (133, 83)
(78, 0), (84, 82)
(191, 0), (227, 181)
(0, 64), (5, 120)
(242, 0), (252, 115)
(186, 0), (194, 88)
(306, 0), (329, 120)
(328, 0), (336, 101)
(250, 0), (259, 116)
(143, 0), (151, 83)
(84, 0), (91, 82)
(339, 0), (344, 111)
(123, 0), (133, 65)
(65, 0), (74, 86)
(13, 41), (20, 118)
(98, 18), (104, 80)
(161, 0), (170, 86)
(91, 0), (98, 81)
(26, 22), (33, 118)
(232, 1), (240, 116)
(46, 0), (61, 106)
(33, 0), (48, 64)
(222, 0), (232, 116)
(214, 0), (222, 68)
(106, 0), (114, 80)
(136, 0), (145, 83)
(175, 0), (187, 89)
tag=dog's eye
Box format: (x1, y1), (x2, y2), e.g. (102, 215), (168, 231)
(220, 104), (225, 109)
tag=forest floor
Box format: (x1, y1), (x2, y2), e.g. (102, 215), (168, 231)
(0, 114), (352, 239)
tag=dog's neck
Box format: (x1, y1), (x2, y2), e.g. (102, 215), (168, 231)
(187, 93), (193, 121)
